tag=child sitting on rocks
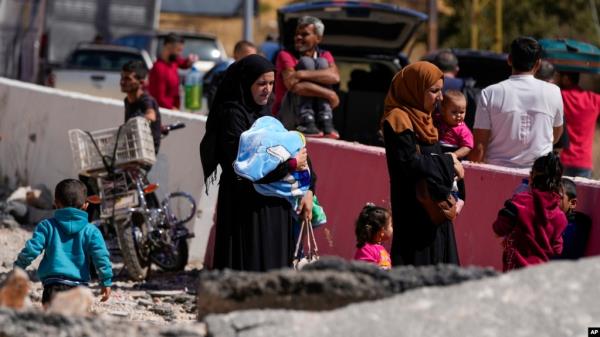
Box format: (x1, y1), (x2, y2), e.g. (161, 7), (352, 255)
(14, 179), (112, 307)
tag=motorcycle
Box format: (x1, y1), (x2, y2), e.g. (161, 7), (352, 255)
(70, 118), (196, 280)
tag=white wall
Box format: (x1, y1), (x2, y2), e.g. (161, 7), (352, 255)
(0, 77), (217, 265)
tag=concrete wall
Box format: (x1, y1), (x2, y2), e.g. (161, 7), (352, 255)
(306, 138), (600, 270)
(0, 78), (217, 265)
(1, 77), (599, 271)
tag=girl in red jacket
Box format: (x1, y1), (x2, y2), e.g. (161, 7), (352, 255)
(493, 152), (568, 272)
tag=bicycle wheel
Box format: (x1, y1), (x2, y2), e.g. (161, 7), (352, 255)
(161, 192), (197, 227)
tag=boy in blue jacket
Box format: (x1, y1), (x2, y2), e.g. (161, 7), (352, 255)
(14, 179), (112, 306)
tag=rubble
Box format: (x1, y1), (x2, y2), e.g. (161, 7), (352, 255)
(0, 307), (207, 337)
(47, 286), (95, 316)
(0, 268), (31, 310)
(196, 256), (497, 319)
(0, 222), (201, 323)
(204, 257), (600, 337)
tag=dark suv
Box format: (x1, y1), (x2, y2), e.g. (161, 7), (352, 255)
(277, 1), (427, 145)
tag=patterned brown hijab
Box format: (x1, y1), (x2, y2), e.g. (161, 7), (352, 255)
(381, 61), (443, 144)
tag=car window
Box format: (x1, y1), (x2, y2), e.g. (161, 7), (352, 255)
(157, 37), (222, 61)
(337, 62), (370, 92)
(336, 61), (394, 92)
(67, 50), (146, 71)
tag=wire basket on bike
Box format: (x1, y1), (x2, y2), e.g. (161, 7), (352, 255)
(69, 117), (156, 175)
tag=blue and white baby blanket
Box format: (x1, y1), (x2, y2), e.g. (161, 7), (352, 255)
(234, 116), (309, 207)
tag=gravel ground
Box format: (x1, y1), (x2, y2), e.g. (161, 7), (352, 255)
(0, 225), (203, 326)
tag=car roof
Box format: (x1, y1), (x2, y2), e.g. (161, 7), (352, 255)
(278, 0), (427, 58)
(279, 0), (427, 18)
(117, 30), (219, 41)
(72, 43), (147, 54)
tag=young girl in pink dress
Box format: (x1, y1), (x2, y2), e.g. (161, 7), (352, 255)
(353, 204), (393, 270)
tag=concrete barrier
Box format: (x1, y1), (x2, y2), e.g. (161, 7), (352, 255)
(1, 77), (598, 271)
(0, 77), (217, 265)
(307, 138), (600, 270)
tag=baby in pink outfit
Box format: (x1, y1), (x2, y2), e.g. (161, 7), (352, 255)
(353, 204), (392, 270)
(436, 90), (473, 158)
(435, 90), (473, 213)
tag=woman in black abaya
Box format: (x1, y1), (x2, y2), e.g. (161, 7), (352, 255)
(200, 54), (314, 271)
(382, 61), (464, 266)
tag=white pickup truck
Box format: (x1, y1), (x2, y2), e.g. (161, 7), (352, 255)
(53, 44), (153, 100)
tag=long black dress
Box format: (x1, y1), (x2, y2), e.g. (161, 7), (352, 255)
(383, 121), (460, 266)
(211, 102), (295, 271)
(200, 55), (300, 271)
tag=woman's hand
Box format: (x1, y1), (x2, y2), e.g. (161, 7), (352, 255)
(449, 153), (464, 180)
(297, 190), (314, 222)
(294, 148), (308, 170)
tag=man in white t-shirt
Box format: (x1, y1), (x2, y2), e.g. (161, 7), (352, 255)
(469, 37), (563, 169)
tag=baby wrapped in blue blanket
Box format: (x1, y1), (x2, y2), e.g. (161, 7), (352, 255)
(234, 116), (325, 226)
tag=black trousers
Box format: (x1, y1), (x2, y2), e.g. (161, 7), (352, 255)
(41, 283), (76, 305)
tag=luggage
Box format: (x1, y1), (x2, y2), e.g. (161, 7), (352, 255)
(539, 38), (600, 74)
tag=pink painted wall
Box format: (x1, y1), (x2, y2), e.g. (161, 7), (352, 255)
(306, 138), (600, 270)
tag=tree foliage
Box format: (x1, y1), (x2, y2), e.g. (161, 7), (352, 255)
(439, 0), (600, 51)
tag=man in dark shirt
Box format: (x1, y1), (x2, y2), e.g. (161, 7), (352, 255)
(120, 60), (161, 153)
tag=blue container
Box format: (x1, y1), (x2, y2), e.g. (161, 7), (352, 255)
(539, 38), (600, 74)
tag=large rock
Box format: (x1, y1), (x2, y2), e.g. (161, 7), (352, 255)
(0, 268), (31, 310)
(0, 307), (206, 337)
(204, 257), (600, 337)
(46, 287), (95, 316)
(197, 257), (497, 319)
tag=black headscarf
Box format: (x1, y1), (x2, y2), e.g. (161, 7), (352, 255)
(200, 54), (275, 188)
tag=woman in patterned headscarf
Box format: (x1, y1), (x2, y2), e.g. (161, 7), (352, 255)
(381, 61), (464, 266)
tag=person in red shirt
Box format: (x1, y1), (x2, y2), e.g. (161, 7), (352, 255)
(148, 33), (197, 110)
(274, 16), (340, 138)
(558, 72), (600, 178)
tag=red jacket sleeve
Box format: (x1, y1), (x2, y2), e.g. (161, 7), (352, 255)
(493, 199), (518, 236)
(493, 214), (514, 237)
(175, 56), (192, 69)
(551, 213), (568, 255)
(148, 64), (170, 109)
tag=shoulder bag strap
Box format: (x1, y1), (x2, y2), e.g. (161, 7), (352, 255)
(293, 219), (306, 259)
(306, 218), (319, 257)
